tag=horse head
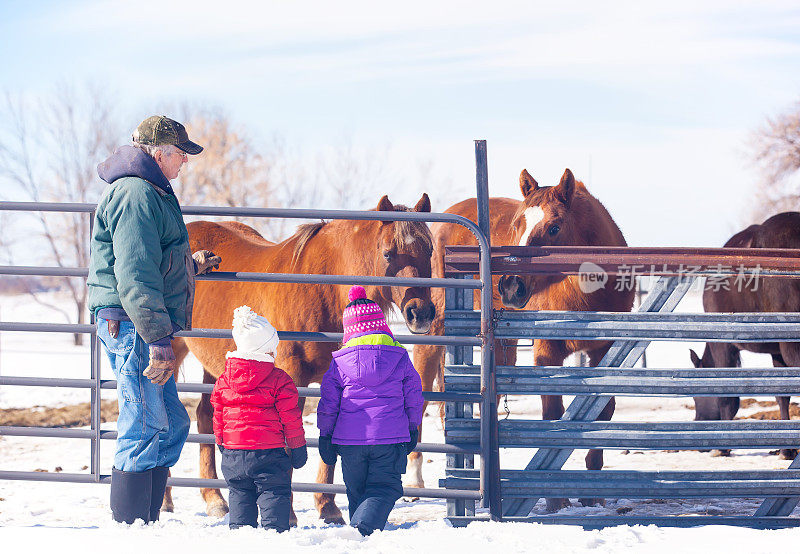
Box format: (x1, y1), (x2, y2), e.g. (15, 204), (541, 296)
(498, 168), (581, 308)
(689, 346), (740, 421)
(367, 194), (436, 334)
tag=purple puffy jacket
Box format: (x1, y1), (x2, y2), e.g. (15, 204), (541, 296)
(317, 339), (424, 445)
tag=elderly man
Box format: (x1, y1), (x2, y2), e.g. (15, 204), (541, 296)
(87, 115), (222, 524)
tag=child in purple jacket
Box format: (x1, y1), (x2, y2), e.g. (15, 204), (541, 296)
(317, 285), (424, 536)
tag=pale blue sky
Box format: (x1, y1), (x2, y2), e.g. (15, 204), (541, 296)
(1, 0), (799, 246)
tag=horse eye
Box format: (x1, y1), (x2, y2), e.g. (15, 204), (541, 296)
(383, 250), (393, 262)
(548, 224), (560, 236)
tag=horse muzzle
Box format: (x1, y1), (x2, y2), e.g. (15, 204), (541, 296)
(403, 301), (435, 334)
(498, 275), (529, 309)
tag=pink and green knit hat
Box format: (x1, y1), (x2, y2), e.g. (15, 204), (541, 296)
(342, 285), (393, 344)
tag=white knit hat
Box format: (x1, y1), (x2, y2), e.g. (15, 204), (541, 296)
(231, 306), (279, 355)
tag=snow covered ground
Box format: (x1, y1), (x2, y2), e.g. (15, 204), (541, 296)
(2, 290), (800, 552)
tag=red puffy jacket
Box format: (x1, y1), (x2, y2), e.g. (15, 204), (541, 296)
(211, 356), (306, 450)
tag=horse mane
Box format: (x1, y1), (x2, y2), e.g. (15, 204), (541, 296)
(288, 205), (433, 269)
(291, 222), (326, 267)
(391, 203), (434, 256)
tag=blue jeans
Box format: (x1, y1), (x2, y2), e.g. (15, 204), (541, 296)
(97, 317), (190, 472)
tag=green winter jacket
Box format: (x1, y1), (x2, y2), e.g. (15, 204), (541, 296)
(87, 146), (195, 344)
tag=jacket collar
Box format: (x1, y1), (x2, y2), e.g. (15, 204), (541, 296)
(97, 145), (174, 195)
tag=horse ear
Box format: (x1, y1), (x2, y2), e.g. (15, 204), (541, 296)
(376, 195), (394, 212)
(689, 349), (701, 368)
(554, 168), (575, 207)
(519, 169), (539, 198)
(414, 193), (431, 213)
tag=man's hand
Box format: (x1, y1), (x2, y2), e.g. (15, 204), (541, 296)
(192, 250), (222, 275)
(144, 344), (177, 385)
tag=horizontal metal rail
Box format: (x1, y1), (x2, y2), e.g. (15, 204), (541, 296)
(0, 471), (481, 500)
(0, 426), (481, 455)
(447, 365), (800, 378)
(0, 375), (482, 403)
(0, 200), (484, 230)
(0, 321), (482, 347)
(446, 516), (800, 529)
(443, 366), (800, 396)
(445, 419), (800, 450)
(0, 266), (482, 290)
(444, 467), (800, 498)
(444, 245), (800, 276)
(441, 480), (800, 499)
(448, 468), (800, 481)
(447, 310), (800, 342)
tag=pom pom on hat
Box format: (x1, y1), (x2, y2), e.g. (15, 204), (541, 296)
(348, 285), (367, 302)
(231, 305), (279, 355)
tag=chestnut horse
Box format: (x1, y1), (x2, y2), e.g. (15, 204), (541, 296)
(497, 168), (634, 509)
(690, 211), (800, 460)
(170, 194), (435, 523)
(410, 197), (523, 488)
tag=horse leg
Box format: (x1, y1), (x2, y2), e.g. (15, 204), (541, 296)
(197, 370), (228, 517)
(774, 351), (798, 460)
(536, 340), (570, 512)
(314, 459), (345, 524)
(161, 469), (174, 512)
(407, 344), (444, 493)
(579, 346), (615, 507)
(707, 342), (742, 457)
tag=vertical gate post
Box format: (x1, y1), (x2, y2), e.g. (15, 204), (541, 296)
(88, 210), (101, 481)
(445, 275), (474, 516)
(474, 140), (501, 520)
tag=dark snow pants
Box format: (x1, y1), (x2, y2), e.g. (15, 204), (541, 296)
(220, 447), (292, 531)
(338, 443), (406, 534)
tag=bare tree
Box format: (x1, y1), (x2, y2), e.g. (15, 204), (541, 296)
(170, 108), (403, 241)
(748, 100), (800, 223)
(163, 107), (297, 240)
(0, 84), (121, 344)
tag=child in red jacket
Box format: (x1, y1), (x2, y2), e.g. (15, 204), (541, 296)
(211, 306), (307, 531)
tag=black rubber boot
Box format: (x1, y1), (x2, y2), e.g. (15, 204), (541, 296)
(149, 467), (169, 522)
(110, 467), (153, 524)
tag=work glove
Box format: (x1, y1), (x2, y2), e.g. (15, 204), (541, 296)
(318, 436), (337, 465)
(143, 344), (177, 385)
(107, 319), (120, 339)
(405, 428), (419, 455)
(192, 250), (222, 275)
(290, 444), (308, 469)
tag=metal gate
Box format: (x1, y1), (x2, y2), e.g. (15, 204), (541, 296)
(0, 141), (500, 515)
(440, 244), (800, 527)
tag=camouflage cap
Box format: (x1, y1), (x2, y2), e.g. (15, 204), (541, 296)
(134, 115), (203, 155)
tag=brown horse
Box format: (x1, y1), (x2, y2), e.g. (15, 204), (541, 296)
(690, 211), (800, 460)
(410, 197), (523, 488)
(170, 194), (436, 523)
(497, 168), (634, 508)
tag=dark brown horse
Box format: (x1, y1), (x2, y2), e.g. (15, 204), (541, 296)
(170, 194), (436, 523)
(690, 211), (800, 460)
(497, 168), (634, 508)
(409, 197), (523, 488)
